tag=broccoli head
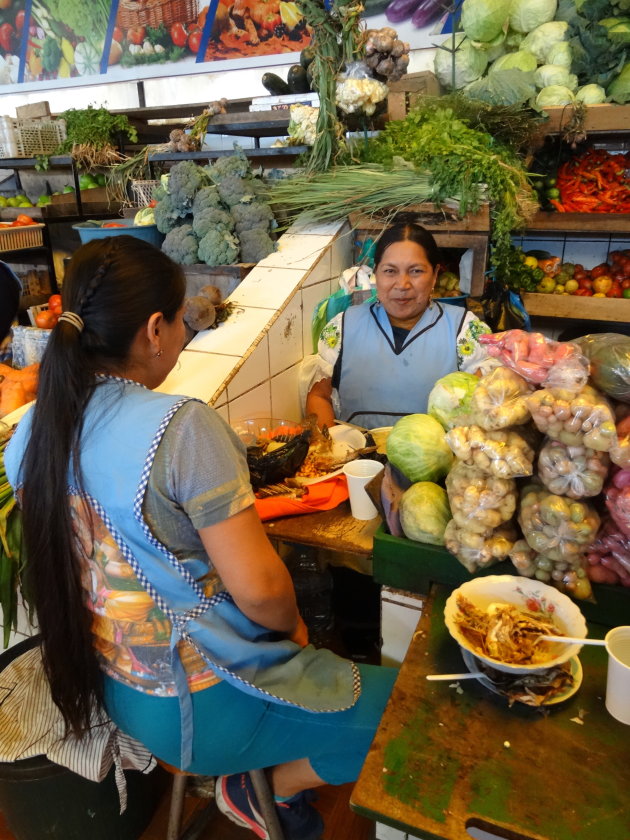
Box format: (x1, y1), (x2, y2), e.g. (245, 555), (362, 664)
(216, 174), (257, 208)
(162, 224), (199, 265)
(192, 185), (223, 216)
(210, 147), (251, 182)
(167, 160), (211, 215)
(231, 201), (275, 235)
(239, 228), (275, 264)
(198, 229), (240, 267)
(154, 192), (185, 234)
(192, 206), (235, 240)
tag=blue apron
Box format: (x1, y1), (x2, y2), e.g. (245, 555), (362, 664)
(337, 300), (466, 428)
(6, 378), (360, 768)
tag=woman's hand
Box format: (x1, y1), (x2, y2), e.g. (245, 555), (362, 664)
(305, 376), (336, 429)
(289, 614), (309, 648)
(198, 507), (300, 634)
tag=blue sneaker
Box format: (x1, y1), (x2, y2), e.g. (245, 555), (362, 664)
(215, 773), (324, 840)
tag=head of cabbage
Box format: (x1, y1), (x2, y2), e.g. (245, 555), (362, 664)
(576, 84), (607, 104)
(399, 482), (451, 546)
(386, 414), (454, 483)
(521, 21), (568, 62)
(509, 0), (557, 34)
(461, 0), (511, 44)
(534, 64), (578, 91)
(545, 41), (572, 69)
(434, 33), (489, 90)
(608, 62), (630, 105)
(490, 50), (538, 74)
(534, 84), (576, 110)
(428, 372), (479, 430)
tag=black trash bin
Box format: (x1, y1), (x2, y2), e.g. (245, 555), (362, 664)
(0, 636), (166, 840)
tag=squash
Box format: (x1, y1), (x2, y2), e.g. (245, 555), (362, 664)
(261, 72), (290, 96)
(287, 64), (310, 93)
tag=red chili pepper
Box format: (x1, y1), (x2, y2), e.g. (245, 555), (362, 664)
(550, 199), (566, 213)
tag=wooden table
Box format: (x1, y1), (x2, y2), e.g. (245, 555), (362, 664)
(264, 502), (381, 574)
(352, 586), (630, 840)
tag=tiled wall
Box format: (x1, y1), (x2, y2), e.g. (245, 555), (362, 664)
(157, 218), (353, 424)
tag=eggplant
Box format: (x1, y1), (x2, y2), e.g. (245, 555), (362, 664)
(411, 0), (445, 27)
(385, 0), (423, 24)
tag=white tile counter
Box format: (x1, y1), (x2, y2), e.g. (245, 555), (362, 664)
(157, 219), (352, 424)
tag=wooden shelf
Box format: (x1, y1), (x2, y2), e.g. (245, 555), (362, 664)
(539, 104), (630, 135)
(522, 292), (630, 322)
(525, 211), (630, 235)
(147, 146), (308, 163)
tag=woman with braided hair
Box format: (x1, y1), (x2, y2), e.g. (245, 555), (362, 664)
(5, 236), (396, 840)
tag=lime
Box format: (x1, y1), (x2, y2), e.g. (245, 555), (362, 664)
(546, 188), (561, 200)
(545, 176), (557, 188)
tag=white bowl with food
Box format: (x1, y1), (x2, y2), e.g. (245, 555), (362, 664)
(444, 575), (588, 674)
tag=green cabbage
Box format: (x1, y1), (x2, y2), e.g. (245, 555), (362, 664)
(534, 64), (578, 90)
(534, 84), (576, 109)
(545, 41), (572, 68)
(434, 33), (489, 90)
(490, 50), (538, 73)
(386, 414), (454, 483)
(461, 0), (511, 44)
(509, 0), (557, 34)
(465, 69), (537, 105)
(521, 21), (569, 62)
(470, 30), (507, 62)
(608, 62), (630, 104)
(428, 372), (479, 430)
(575, 83), (607, 104)
(399, 482), (451, 546)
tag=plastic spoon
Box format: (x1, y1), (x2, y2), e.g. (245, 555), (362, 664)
(541, 635), (606, 646)
(426, 672), (485, 681)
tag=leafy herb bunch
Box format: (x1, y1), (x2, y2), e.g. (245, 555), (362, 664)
(360, 101), (539, 290)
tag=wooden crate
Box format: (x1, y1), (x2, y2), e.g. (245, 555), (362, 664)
(182, 263), (255, 300)
(349, 204), (490, 297)
(525, 210), (630, 235)
(386, 71), (441, 122)
(15, 101), (51, 120)
(540, 103), (630, 135)
(522, 292), (630, 322)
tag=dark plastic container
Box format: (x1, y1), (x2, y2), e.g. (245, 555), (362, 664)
(0, 636), (165, 840)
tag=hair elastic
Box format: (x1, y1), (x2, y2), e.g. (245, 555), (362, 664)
(58, 311), (84, 333)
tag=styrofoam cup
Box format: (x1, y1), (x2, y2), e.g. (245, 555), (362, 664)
(343, 459), (384, 520)
(605, 626), (630, 725)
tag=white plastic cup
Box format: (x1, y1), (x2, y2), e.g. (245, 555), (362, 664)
(343, 459), (384, 520)
(605, 626), (630, 725)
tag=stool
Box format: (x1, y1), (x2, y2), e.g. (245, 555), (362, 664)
(159, 761), (285, 840)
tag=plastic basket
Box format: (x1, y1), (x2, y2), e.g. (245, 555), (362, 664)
(117, 0), (198, 28)
(0, 224), (45, 252)
(73, 220), (164, 248)
(0, 118), (66, 159)
(131, 180), (160, 207)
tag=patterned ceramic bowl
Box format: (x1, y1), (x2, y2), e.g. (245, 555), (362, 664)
(444, 575), (587, 674)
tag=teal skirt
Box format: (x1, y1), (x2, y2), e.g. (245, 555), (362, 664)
(103, 662), (396, 784)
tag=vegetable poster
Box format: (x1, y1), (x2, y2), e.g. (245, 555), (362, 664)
(0, 0), (452, 93)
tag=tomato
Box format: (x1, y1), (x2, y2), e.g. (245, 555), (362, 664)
(593, 275), (613, 294)
(35, 310), (58, 329)
(14, 214), (34, 226)
(591, 263), (611, 279)
(170, 22), (187, 47)
(102, 222), (125, 228)
(48, 294), (62, 308)
(622, 279), (630, 290)
(127, 26), (146, 45)
(607, 283), (623, 298)
(578, 276), (593, 290)
(575, 289), (593, 296)
(188, 29), (202, 52)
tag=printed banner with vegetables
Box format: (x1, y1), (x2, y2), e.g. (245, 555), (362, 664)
(0, 0), (454, 93)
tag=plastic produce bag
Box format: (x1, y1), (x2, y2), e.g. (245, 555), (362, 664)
(469, 365), (532, 430)
(444, 519), (516, 574)
(518, 484), (600, 563)
(480, 330), (589, 393)
(604, 468), (630, 538)
(446, 461), (517, 535)
(525, 385), (617, 451)
(480, 279), (531, 333)
(576, 333), (630, 404)
(445, 425), (535, 479)
(537, 438), (609, 499)
(586, 516), (630, 587)
(509, 538), (593, 600)
(610, 414), (630, 469)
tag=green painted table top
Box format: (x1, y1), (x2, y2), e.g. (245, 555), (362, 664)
(351, 586), (630, 840)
